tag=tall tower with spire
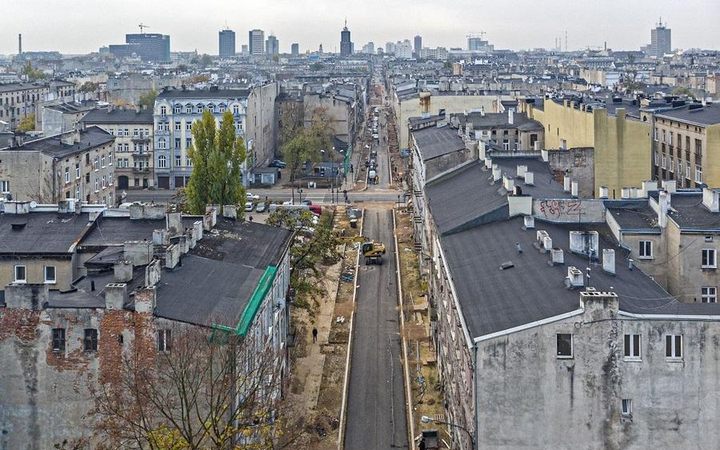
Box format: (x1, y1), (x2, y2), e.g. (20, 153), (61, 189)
(340, 19), (353, 57)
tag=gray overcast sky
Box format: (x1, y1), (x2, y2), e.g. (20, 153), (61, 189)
(2, 0), (719, 55)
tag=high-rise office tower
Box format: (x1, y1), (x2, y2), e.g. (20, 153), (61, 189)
(265, 35), (279, 55)
(249, 29), (265, 55)
(650, 19), (671, 57)
(340, 20), (353, 57)
(414, 35), (422, 57)
(122, 33), (171, 62)
(219, 28), (235, 57)
(291, 43), (300, 56)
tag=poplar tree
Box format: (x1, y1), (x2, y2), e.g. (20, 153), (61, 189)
(185, 110), (246, 215)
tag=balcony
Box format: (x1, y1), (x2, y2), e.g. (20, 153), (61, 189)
(131, 136), (151, 143)
(133, 167), (150, 174)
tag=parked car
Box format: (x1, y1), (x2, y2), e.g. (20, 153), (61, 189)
(301, 199), (312, 206)
(246, 192), (260, 201)
(244, 201), (254, 212)
(269, 159), (287, 168)
(255, 202), (267, 213)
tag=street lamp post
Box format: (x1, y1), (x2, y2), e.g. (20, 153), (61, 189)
(420, 415), (474, 450)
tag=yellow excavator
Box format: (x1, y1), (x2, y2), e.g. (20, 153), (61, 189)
(361, 240), (386, 265)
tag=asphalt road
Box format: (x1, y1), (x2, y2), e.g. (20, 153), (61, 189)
(344, 208), (408, 450)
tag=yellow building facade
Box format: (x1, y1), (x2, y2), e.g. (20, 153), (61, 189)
(521, 99), (652, 198)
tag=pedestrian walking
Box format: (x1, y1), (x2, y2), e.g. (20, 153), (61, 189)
(312, 327), (318, 343)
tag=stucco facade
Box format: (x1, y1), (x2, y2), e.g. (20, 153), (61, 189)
(522, 99), (652, 198)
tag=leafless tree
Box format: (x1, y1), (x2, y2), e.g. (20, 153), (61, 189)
(90, 323), (301, 450)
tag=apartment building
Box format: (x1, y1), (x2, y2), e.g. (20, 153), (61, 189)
(0, 127), (116, 205)
(651, 102), (720, 188)
(81, 108), (154, 190)
(0, 83), (49, 129)
(0, 203), (293, 449)
(154, 85), (278, 189)
(520, 96), (652, 198)
(410, 145), (720, 449)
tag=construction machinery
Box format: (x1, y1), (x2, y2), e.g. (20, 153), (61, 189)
(361, 241), (386, 265)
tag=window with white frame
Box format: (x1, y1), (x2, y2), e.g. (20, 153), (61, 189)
(233, 104), (239, 115)
(186, 122), (192, 131)
(661, 154), (667, 169)
(695, 166), (703, 184)
(14, 265), (26, 283)
(158, 138), (167, 150)
(701, 287), (717, 303)
(94, 178), (98, 192)
(174, 105), (181, 114)
(175, 155), (181, 167)
(158, 155), (167, 168)
(185, 104), (192, 114)
(101, 155), (105, 168)
(621, 399), (632, 417)
(64, 167), (70, 183)
(639, 240), (653, 259)
(665, 335), (682, 359)
(157, 329), (172, 352)
(686, 162), (691, 179)
(133, 128), (139, 137)
(556, 333), (573, 358)
(0, 180), (10, 193)
(160, 106), (167, 116)
(623, 334), (641, 359)
(174, 121), (181, 131)
(75, 164), (80, 179)
(44, 265), (56, 283)
(653, 151), (659, 166)
(702, 248), (717, 268)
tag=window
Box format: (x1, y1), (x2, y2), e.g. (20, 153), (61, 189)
(84, 329), (98, 352)
(665, 335), (682, 359)
(158, 155), (167, 168)
(621, 399), (632, 417)
(160, 106), (167, 116)
(702, 249), (717, 268)
(157, 329), (172, 352)
(175, 138), (181, 149)
(0, 180), (9, 193)
(695, 166), (703, 184)
(174, 105), (181, 114)
(75, 163), (80, 179)
(14, 265), (26, 283)
(623, 334), (641, 359)
(101, 155), (106, 168)
(175, 121), (181, 131)
(133, 128), (139, 137)
(186, 122), (192, 131)
(639, 241), (653, 259)
(52, 328), (66, 352)
(556, 333), (573, 358)
(185, 104), (192, 114)
(158, 138), (167, 150)
(233, 104), (240, 115)
(186, 138), (192, 148)
(701, 287), (717, 303)
(44, 266), (56, 283)
(64, 167), (70, 183)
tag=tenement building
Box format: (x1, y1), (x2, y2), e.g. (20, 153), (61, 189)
(409, 130), (720, 449)
(81, 107), (155, 190)
(0, 202), (293, 448)
(0, 126), (116, 205)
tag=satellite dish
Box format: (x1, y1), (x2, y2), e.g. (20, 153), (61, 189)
(29, 201), (37, 209)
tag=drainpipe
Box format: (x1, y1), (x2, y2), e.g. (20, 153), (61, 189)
(52, 157), (57, 203)
(473, 341), (479, 450)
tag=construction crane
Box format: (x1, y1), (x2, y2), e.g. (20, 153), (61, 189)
(138, 23), (150, 33)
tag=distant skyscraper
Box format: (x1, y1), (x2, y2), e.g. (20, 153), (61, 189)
(219, 28), (235, 57)
(265, 35), (279, 55)
(249, 29), (265, 55)
(414, 35), (422, 57)
(291, 43), (299, 56)
(649, 18), (671, 57)
(340, 20), (353, 57)
(111, 33), (170, 62)
(361, 42), (375, 54)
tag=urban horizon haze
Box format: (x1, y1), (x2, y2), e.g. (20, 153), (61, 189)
(3, 0), (720, 55)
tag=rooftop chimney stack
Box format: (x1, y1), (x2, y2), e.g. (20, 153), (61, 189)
(602, 249), (616, 275)
(658, 190), (670, 227)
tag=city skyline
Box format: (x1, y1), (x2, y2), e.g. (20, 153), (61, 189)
(3, 0), (720, 55)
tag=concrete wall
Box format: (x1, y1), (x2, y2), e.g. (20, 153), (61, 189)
(545, 147), (595, 198)
(246, 82), (278, 168)
(425, 149), (472, 181)
(475, 292), (720, 450)
(666, 220), (720, 303)
(0, 257), (74, 292)
(0, 151), (51, 202)
(303, 93), (353, 143)
(0, 302), (154, 449)
(533, 199), (606, 223)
